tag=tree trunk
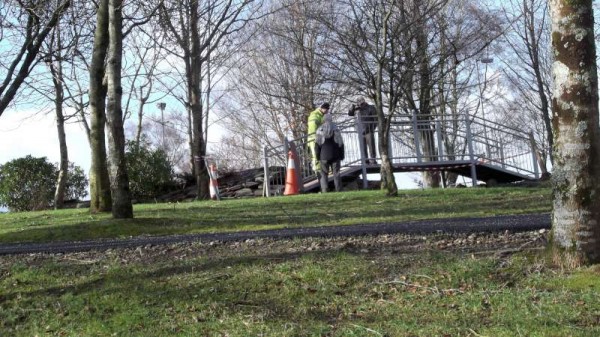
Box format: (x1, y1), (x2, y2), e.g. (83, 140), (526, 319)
(526, 0), (554, 166)
(106, 0), (133, 218)
(550, 0), (600, 264)
(529, 131), (550, 179)
(189, 0), (209, 200)
(377, 102), (398, 196)
(89, 0), (112, 213)
(415, 7), (439, 189)
(50, 28), (68, 209)
(376, 6), (398, 197)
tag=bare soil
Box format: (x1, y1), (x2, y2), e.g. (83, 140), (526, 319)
(0, 229), (549, 267)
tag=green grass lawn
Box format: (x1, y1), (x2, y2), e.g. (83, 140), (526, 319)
(1, 235), (599, 336)
(0, 187), (551, 244)
(3, 187), (596, 336)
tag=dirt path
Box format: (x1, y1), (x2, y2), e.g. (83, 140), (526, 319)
(0, 213), (550, 256)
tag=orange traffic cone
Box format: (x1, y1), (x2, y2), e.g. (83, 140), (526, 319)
(208, 164), (220, 200)
(283, 150), (300, 195)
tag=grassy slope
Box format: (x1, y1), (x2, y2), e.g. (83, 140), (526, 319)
(0, 187), (551, 244)
(3, 187), (598, 336)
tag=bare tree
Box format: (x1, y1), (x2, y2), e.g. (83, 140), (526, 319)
(121, 30), (167, 147)
(46, 24), (69, 208)
(16, 2), (89, 208)
(158, 0), (261, 199)
(550, 0), (600, 265)
(432, 2), (485, 187)
(210, 133), (264, 171)
(330, 0), (463, 195)
(0, 0), (70, 117)
(219, 0), (343, 159)
(60, 5), (96, 144)
(500, 0), (552, 177)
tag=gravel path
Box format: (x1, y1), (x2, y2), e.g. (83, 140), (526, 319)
(0, 213), (550, 256)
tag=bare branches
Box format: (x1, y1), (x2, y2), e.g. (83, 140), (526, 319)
(0, 0), (70, 117)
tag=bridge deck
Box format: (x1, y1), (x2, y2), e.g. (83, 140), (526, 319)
(303, 160), (532, 192)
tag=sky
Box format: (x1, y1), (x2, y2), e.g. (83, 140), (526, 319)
(0, 109), (91, 213)
(0, 109), (91, 175)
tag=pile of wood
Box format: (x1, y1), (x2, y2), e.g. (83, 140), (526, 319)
(154, 166), (287, 202)
(217, 166), (287, 198)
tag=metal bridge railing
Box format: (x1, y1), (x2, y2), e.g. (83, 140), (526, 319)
(262, 112), (539, 196)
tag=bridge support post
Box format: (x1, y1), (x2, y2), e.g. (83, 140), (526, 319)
(436, 119), (446, 188)
(263, 145), (270, 197)
(412, 110), (422, 163)
(528, 132), (541, 179)
(355, 111), (369, 189)
(465, 114), (478, 186)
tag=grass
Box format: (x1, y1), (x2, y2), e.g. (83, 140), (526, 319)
(0, 187), (551, 244)
(1, 236), (599, 336)
(3, 186), (597, 336)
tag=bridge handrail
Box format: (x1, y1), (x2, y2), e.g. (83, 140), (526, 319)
(261, 112), (538, 195)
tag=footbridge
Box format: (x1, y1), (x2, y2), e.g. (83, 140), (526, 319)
(262, 113), (540, 194)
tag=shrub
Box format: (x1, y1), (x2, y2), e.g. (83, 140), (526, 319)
(125, 140), (174, 200)
(65, 162), (88, 201)
(0, 156), (57, 211)
(0, 156), (89, 212)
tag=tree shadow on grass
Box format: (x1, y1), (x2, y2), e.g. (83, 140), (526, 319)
(0, 235), (547, 334)
(0, 240), (421, 305)
(0, 199), (509, 245)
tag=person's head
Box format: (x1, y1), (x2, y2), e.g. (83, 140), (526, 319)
(320, 102), (330, 113)
(356, 96), (366, 107)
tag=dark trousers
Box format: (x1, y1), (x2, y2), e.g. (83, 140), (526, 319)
(319, 160), (341, 192)
(363, 131), (377, 163)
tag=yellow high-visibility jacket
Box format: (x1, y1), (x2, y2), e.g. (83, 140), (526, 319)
(307, 108), (325, 141)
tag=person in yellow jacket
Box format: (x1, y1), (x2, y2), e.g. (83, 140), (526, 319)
(307, 102), (330, 175)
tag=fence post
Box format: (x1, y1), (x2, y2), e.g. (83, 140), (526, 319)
(435, 119), (444, 161)
(355, 111), (369, 189)
(528, 132), (541, 179)
(412, 110), (422, 163)
(263, 145), (270, 197)
(464, 114), (478, 186)
(436, 119), (447, 188)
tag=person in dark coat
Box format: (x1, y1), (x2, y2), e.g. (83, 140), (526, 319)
(348, 96), (377, 164)
(315, 116), (345, 192)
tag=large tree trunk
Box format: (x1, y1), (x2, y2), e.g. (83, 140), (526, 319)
(376, 101), (398, 196)
(50, 28), (68, 209)
(550, 0), (600, 264)
(190, 0), (209, 200)
(89, 0), (112, 213)
(376, 6), (398, 197)
(106, 0), (133, 218)
(415, 3), (439, 188)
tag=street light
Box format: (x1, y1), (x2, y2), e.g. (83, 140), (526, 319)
(476, 57), (493, 159)
(157, 102), (167, 149)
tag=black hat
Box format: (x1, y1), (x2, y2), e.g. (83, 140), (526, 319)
(320, 102), (330, 110)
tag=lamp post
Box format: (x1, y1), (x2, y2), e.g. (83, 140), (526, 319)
(476, 57), (493, 159)
(157, 102), (167, 150)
